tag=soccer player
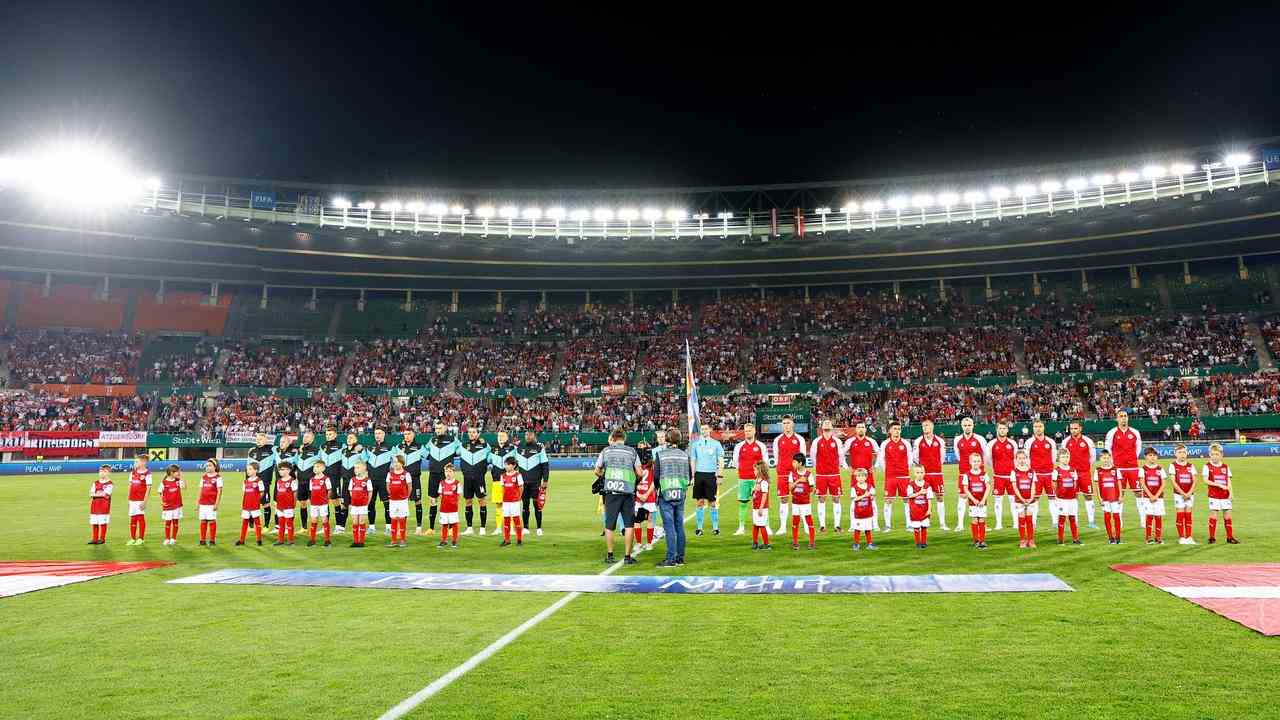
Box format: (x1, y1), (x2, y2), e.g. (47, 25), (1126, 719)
(236, 461), (265, 546)
(1025, 420), (1057, 529)
(321, 427), (344, 531)
(1063, 421), (1098, 529)
(634, 462), (658, 550)
(1169, 443), (1197, 544)
(952, 417), (988, 532)
(914, 419), (947, 530)
(126, 454), (152, 546)
(905, 465), (931, 549)
(294, 430), (321, 530)
(1139, 447), (1166, 544)
(988, 421), (1017, 530)
(348, 461), (372, 548)
(499, 457), (525, 547)
(689, 423), (724, 536)
(1011, 450), (1038, 549)
(196, 459), (224, 546)
(811, 419), (845, 534)
(88, 465), (114, 545)
(336, 432), (364, 534)
(437, 465), (462, 548)
(849, 468), (876, 551)
(488, 430), (518, 528)
(750, 460), (772, 550)
(306, 459), (333, 547)
(364, 428), (395, 537)
(788, 453), (816, 550)
(877, 421), (914, 531)
(248, 433), (277, 530)
(387, 455), (411, 548)
(960, 452), (990, 549)
(458, 426), (491, 536)
(158, 464), (184, 547)
(1052, 449), (1082, 545)
(398, 426), (427, 535)
(272, 464), (298, 546)
(515, 430), (550, 536)
(1096, 450), (1124, 544)
(1104, 410), (1143, 531)
(732, 423), (768, 536)
(771, 415), (806, 535)
(843, 420), (878, 529)
(1203, 442), (1239, 544)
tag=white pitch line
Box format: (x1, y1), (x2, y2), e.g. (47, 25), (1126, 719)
(378, 485), (735, 720)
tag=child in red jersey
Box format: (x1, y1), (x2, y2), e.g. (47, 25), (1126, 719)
(750, 461), (772, 550)
(1169, 444), (1197, 545)
(88, 465), (114, 545)
(437, 465), (462, 548)
(347, 462), (372, 547)
(788, 453), (816, 550)
(1139, 447), (1166, 544)
(1095, 450), (1124, 544)
(126, 455), (152, 545)
(1011, 450), (1038, 549)
(272, 464), (298, 546)
(1052, 449), (1082, 545)
(634, 464), (658, 551)
(236, 461), (265, 546)
(307, 460), (333, 547)
(197, 459), (224, 547)
(386, 456), (411, 548)
(158, 464), (185, 547)
(849, 468), (876, 551)
(905, 464), (932, 549)
(499, 457), (524, 547)
(960, 452), (990, 549)
(1203, 442), (1239, 544)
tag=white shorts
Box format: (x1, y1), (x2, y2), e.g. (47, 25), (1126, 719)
(791, 503), (812, 518)
(850, 517), (874, 531)
(967, 505), (987, 519)
(389, 499), (410, 518)
(1174, 494), (1194, 510)
(907, 518), (930, 529)
(1145, 499), (1166, 516)
(1101, 501), (1123, 514)
(502, 501), (520, 516)
(636, 502), (657, 513)
(198, 505), (218, 521)
(1208, 498), (1233, 512)
(128, 501), (146, 516)
(277, 508), (295, 519)
(241, 508), (262, 520)
(1053, 498), (1078, 517)
(1016, 502), (1037, 516)
(161, 508), (183, 521)
(751, 508), (769, 526)
(90, 514), (110, 525)
(310, 504), (329, 518)
(439, 511), (459, 525)
(348, 505), (368, 518)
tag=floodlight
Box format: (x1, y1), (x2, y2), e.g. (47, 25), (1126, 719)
(963, 190), (984, 204)
(887, 196), (907, 211)
(450, 204), (468, 216)
(426, 202), (447, 216)
(937, 192), (959, 207)
(357, 201), (376, 210)
(332, 198), (352, 209)
(1169, 162), (1195, 176)
(522, 207), (543, 220)
(1014, 183), (1037, 198)
(1224, 152), (1251, 167)
(664, 208), (687, 222)
(546, 206), (566, 220)
(911, 194), (933, 209)
(145, 177), (162, 191)
(716, 211), (733, 219)
(1040, 179), (1061, 193)
(1090, 173), (1114, 186)
(569, 209), (590, 222)
(1116, 170), (1139, 183)
(1142, 165), (1166, 179)
(839, 202), (858, 214)
(988, 186), (1010, 200)
(593, 207), (614, 222)
(404, 201), (425, 213)
(862, 199), (883, 213)
(618, 208), (639, 221)
(642, 207), (662, 222)
(381, 201), (402, 212)
(475, 205), (495, 219)
(1065, 178), (1087, 191)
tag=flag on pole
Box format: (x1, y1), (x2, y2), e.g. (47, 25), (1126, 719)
(684, 338), (701, 439)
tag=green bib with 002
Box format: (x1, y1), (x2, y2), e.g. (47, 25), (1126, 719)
(604, 466), (635, 493)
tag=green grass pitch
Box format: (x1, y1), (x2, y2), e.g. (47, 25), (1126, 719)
(2, 459), (1278, 719)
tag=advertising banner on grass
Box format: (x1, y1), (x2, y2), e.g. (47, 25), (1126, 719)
(21, 431), (100, 457)
(98, 430), (148, 448)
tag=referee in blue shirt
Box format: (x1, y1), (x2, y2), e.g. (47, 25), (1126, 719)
(689, 423), (724, 536)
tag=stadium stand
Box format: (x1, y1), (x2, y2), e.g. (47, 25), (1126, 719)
(348, 337), (454, 388)
(1023, 320), (1134, 375)
(133, 290), (231, 335)
(645, 333), (744, 387)
(1080, 377), (1198, 420)
(560, 336), (639, 391)
(1168, 270), (1270, 312)
(454, 339), (556, 390)
(218, 339), (347, 387)
(3, 330), (142, 385)
(1134, 314), (1257, 370)
(0, 391), (151, 431)
(14, 281), (125, 331)
(141, 336), (220, 384)
(1197, 372), (1280, 416)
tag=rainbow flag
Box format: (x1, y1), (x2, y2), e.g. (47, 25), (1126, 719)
(685, 338), (700, 439)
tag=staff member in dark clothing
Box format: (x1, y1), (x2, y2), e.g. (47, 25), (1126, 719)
(424, 421), (460, 536)
(489, 430), (518, 527)
(335, 431), (363, 533)
(516, 430), (550, 536)
(593, 429), (644, 565)
(248, 432), (277, 529)
(396, 427), (426, 535)
(364, 428), (394, 537)
(653, 429), (691, 567)
(295, 430), (322, 529)
(458, 426), (491, 535)
(274, 434), (298, 533)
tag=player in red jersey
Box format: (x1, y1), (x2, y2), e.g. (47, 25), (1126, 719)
(387, 456), (412, 548)
(306, 460), (333, 547)
(811, 420), (846, 533)
(788, 454), (816, 550)
(1095, 450), (1124, 544)
(437, 465), (462, 548)
(951, 417), (988, 532)
(842, 420), (879, 529)
(196, 459), (224, 547)
(347, 462), (372, 547)
(905, 465), (932, 549)
(88, 465), (114, 545)
(877, 421), (914, 532)
(158, 464), (184, 547)
(273, 464), (298, 545)
(126, 455), (152, 546)
(634, 463), (658, 550)
(1168, 443), (1197, 545)
(1063, 421), (1098, 529)
(236, 461), (265, 546)
(988, 421), (1018, 530)
(499, 457), (525, 547)
(1139, 447), (1166, 544)
(749, 460), (773, 550)
(849, 468), (877, 551)
(959, 452), (990, 549)
(732, 424), (769, 536)
(913, 419), (948, 530)
(1051, 449), (1082, 545)
(1104, 410), (1143, 529)
(771, 416), (806, 535)
(1025, 420), (1057, 528)
(1203, 442), (1238, 544)
(1011, 450), (1038, 549)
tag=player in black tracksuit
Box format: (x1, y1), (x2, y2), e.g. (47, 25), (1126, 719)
(396, 428), (426, 534)
(424, 421), (459, 534)
(336, 433), (364, 532)
(516, 430), (550, 532)
(248, 434), (277, 528)
(321, 428), (344, 529)
(295, 431), (319, 529)
(274, 435), (298, 531)
(365, 428), (394, 534)
(458, 426), (491, 534)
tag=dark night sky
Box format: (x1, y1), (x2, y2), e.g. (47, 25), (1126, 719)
(1, 1), (1276, 189)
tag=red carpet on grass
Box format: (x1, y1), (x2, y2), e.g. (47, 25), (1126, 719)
(1113, 563), (1280, 636)
(0, 561), (171, 598)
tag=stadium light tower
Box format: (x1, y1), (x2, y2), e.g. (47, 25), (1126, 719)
(1039, 180), (1061, 213)
(666, 208), (686, 238)
(404, 200), (424, 232)
(815, 206), (830, 233)
(1065, 178), (1086, 209)
(888, 196), (906, 229)
(619, 207), (639, 236)
(693, 212), (710, 238)
(570, 208), (589, 238)
(381, 200), (402, 230)
(1225, 152), (1251, 186)
(839, 201), (857, 232)
(642, 207), (661, 237)
(452, 204), (469, 233)
(1169, 162), (1194, 195)
(910, 194), (933, 225)
(426, 202), (447, 233)
(1116, 170), (1139, 203)
(1090, 173), (1114, 207)
(546, 206), (565, 238)
(937, 192), (959, 223)
(500, 205), (519, 237)
(358, 200), (375, 229)
(862, 198), (882, 230)
(1014, 183), (1036, 216)
(988, 186), (1009, 219)
(522, 206), (542, 237)
(593, 207), (614, 236)
(332, 197), (351, 226)
(716, 211), (733, 237)
(476, 204), (495, 236)
(963, 190), (984, 222)
(1142, 165), (1166, 200)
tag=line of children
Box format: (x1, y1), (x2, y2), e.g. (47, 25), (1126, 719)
(499, 457), (525, 546)
(306, 460), (334, 547)
(849, 468), (877, 550)
(1097, 450), (1124, 544)
(236, 461), (265, 546)
(905, 465), (932, 549)
(1052, 449), (1082, 545)
(1140, 447), (1167, 544)
(959, 452), (990, 549)
(158, 464), (184, 546)
(437, 465), (461, 548)
(197, 459), (224, 546)
(789, 453), (816, 550)
(1011, 449), (1038, 548)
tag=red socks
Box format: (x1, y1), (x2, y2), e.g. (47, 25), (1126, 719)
(503, 517), (511, 542)
(1154, 516), (1163, 541)
(852, 530), (861, 544)
(90, 524), (105, 542)
(1225, 518), (1235, 541)
(791, 517), (799, 544)
(1069, 516), (1079, 541)
(646, 527), (654, 544)
(130, 516), (148, 540)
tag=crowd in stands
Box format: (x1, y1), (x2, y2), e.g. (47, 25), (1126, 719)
(455, 340), (556, 390)
(561, 337), (638, 391)
(1136, 314), (1257, 369)
(700, 297), (771, 336)
(1263, 316), (1280, 358)
(348, 338), (454, 388)
(145, 344), (218, 385)
(1198, 373), (1279, 416)
(645, 333), (744, 386)
(524, 303), (692, 338)
(1082, 378), (1198, 420)
(219, 341), (347, 387)
(700, 393), (757, 430)
(0, 391), (150, 431)
(1023, 320), (1133, 375)
(811, 390), (879, 429)
(152, 394), (205, 432)
(4, 331), (142, 385)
